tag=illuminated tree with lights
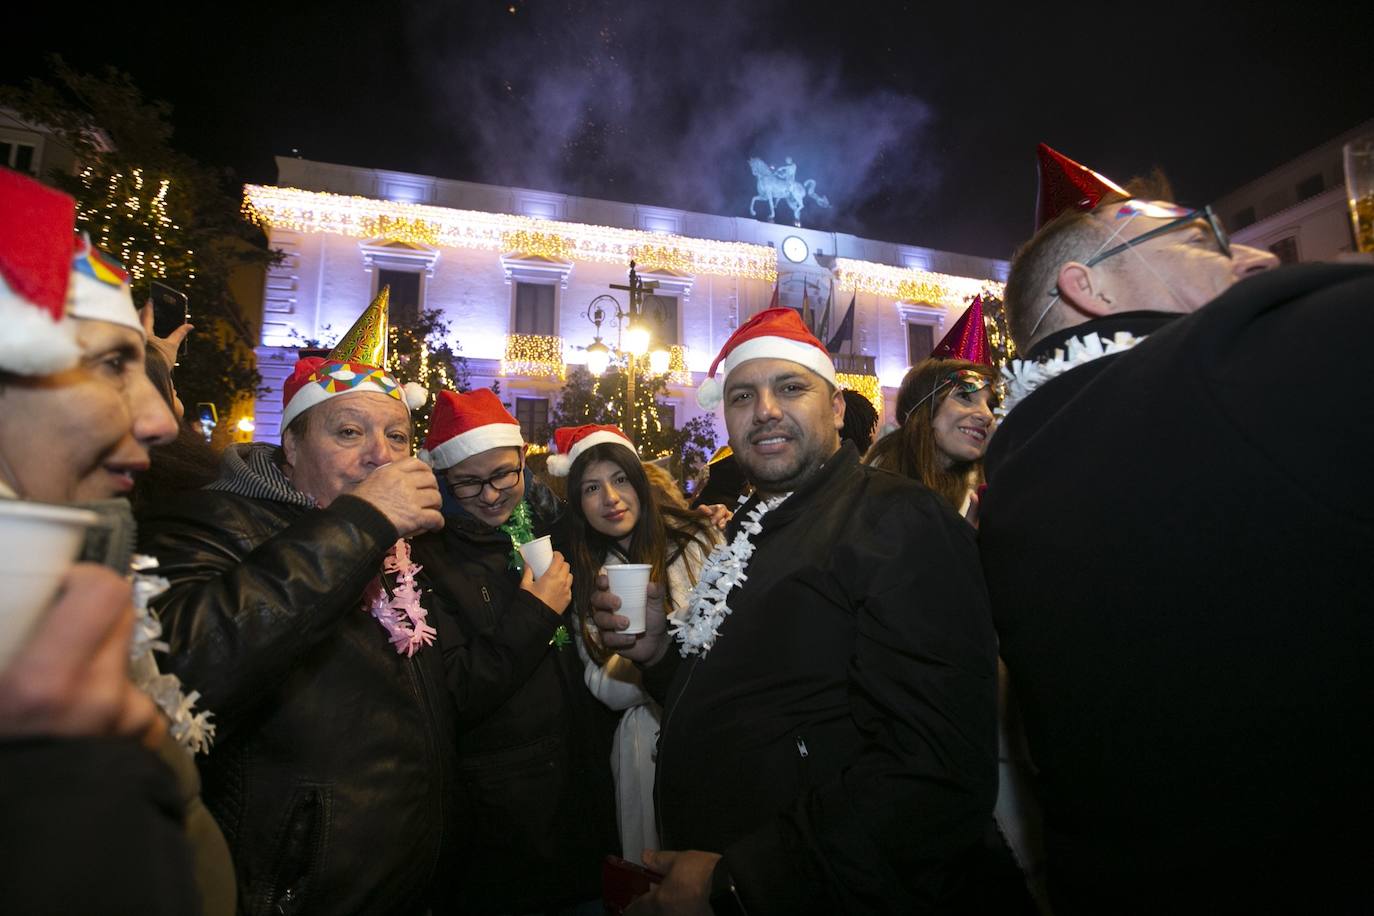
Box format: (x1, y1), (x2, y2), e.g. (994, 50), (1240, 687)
(980, 292), (1018, 369)
(387, 309), (473, 449)
(0, 58), (276, 441)
(549, 365), (718, 486)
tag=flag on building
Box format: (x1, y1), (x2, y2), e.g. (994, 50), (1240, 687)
(817, 282), (834, 344)
(827, 293), (856, 353)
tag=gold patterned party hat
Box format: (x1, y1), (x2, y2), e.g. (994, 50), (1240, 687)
(328, 285), (390, 367)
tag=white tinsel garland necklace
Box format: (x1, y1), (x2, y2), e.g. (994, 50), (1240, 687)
(998, 330), (1146, 417)
(670, 493), (790, 657)
(130, 555), (216, 755)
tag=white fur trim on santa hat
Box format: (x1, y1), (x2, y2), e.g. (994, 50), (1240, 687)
(65, 268), (142, 335)
(695, 335), (837, 409)
(424, 422), (525, 470)
(0, 289), (79, 375)
(545, 429), (633, 477)
(279, 371), (413, 433)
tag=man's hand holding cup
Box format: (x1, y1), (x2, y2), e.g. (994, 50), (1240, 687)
(350, 458), (444, 538)
(591, 570), (668, 666)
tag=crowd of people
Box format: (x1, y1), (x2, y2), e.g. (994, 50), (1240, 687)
(0, 139), (1369, 916)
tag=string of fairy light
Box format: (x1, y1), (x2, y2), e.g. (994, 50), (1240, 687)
(834, 258), (1003, 309)
(76, 166), (192, 284)
(501, 334), (567, 379)
(835, 372), (883, 415)
(242, 185), (779, 281)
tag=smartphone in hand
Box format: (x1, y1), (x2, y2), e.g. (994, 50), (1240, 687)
(602, 855), (664, 915)
(149, 280), (189, 359)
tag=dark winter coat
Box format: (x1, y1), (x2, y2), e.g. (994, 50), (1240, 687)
(138, 444), (458, 916)
(643, 444), (998, 914)
(979, 264), (1374, 914)
(412, 480), (619, 915)
(0, 737), (199, 915)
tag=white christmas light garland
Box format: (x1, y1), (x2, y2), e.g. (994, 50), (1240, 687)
(671, 493), (790, 657)
(998, 330), (1146, 417)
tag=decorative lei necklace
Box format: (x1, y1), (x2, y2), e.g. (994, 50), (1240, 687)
(497, 500), (569, 650)
(998, 330), (1146, 417)
(362, 539), (437, 657)
(670, 493), (790, 657)
(129, 555), (216, 755)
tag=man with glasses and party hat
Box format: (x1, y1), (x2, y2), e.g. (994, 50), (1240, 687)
(139, 288), (460, 915)
(410, 388), (618, 915)
(979, 145), (1374, 913)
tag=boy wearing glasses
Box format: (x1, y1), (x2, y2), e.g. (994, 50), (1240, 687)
(979, 145), (1373, 914)
(412, 389), (618, 916)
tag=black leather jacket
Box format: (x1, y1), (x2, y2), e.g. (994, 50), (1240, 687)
(139, 444), (458, 916)
(412, 483), (618, 915)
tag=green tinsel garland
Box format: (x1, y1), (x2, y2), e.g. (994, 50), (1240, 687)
(498, 500), (535, 572)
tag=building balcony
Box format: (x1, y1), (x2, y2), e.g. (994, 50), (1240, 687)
(831, 352), (875, 375)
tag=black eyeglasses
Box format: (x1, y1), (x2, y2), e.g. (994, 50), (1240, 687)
(446, 460), (524, 500)
(1047, 205), (1231, 301)
(1084, 205), (1231, 269)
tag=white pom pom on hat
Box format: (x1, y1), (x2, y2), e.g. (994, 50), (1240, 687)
(403, 382), (430, 411)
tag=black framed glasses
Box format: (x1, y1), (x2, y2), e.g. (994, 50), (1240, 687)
(1083, 205), (1231, 269)
(1045, 205), (1231, 303)
(446, 459), (524, 500)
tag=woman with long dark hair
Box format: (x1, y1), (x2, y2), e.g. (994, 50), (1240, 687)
(864, 358), (999, 521)
(548, 424), (720, 863)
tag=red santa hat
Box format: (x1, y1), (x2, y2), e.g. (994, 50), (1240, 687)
(0, 169), (81, 375)
(1035, 143), (1129, 229)
(417, 389), (524, 469)
(545, 424), (633, 477)
(930, 295), (992, 365)
(696, 307), (838, 409)
(280, 288), (428, 432)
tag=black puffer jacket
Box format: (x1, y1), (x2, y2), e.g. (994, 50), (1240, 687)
(412, 480), (618, 915)
(139, 444), (458, 916)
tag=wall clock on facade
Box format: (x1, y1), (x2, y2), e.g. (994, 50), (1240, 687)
(781, 235), (809, 263)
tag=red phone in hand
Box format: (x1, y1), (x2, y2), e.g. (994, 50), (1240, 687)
(602, 855), (665, 915)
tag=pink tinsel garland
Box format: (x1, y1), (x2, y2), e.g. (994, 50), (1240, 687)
(362, 539), (437, 657)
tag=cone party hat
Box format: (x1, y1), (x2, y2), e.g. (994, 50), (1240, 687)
(930, 296), (991, 365)
(1035, 144), (1128, 229)
(329, 284), (390, 367)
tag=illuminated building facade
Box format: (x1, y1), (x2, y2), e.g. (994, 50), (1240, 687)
(246, 157), (1008, 444)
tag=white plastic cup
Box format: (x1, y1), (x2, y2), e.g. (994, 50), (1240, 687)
(605, 564), (652, 635)
(518, 535), (554, 579)
(0, 501), (101, 670)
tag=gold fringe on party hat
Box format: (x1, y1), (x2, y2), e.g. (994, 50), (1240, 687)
(329, 284), (390, 367)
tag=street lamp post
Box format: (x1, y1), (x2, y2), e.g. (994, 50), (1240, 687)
(581, 261), (665, 449)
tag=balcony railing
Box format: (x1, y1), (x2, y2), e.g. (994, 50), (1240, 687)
(831, 352), (875, 375)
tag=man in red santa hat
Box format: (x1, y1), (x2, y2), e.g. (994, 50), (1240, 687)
(411, 388), (619, 916)
(592, 307), (998, 914)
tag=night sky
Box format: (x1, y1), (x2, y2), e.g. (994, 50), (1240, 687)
(8, 1), (1372, 260)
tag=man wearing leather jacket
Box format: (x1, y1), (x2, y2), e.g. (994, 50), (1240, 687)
(139, 314), (452, 915)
